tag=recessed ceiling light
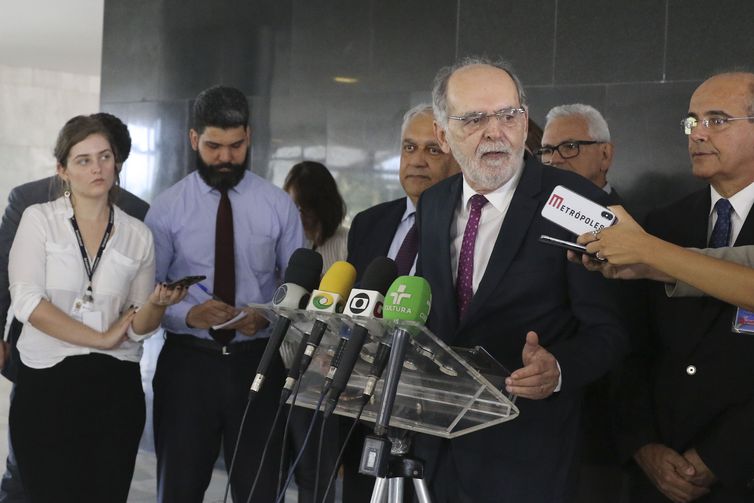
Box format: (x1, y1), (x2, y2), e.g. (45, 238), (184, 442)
(333, 76), (359, 84)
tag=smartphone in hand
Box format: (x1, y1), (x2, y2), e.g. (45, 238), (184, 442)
(541, 185), (617, 235)
(165, 275), (206, 289)
(538, 235), (606, 262)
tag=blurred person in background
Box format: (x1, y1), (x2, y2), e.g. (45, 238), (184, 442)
(284, 161), (348, 271)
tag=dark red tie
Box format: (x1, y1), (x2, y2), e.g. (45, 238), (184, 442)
(210, 189), (235, 345)
(456, 194), (487, 318)
(394, 218), (418, 276)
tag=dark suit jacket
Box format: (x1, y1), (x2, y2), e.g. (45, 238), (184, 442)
(347, 197), (407, 281)
(0, 176), (149, 381)
(415, 156), (630, 503)
(616, 187), (754, 502)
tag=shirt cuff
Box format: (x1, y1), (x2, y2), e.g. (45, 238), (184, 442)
(164, 301), (194, 333)
(127, 324), (160, 342)
(554, 359), (562, 393)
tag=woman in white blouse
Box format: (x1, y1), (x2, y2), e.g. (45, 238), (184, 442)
(8, 115), (186, 503)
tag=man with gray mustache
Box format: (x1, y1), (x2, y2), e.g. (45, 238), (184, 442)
(413, 56), (630, 502)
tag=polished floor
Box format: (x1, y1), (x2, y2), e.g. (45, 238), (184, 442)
(0, 334), (345, 502)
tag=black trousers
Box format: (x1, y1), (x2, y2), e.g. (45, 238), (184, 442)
(10, 353), (145, 503)
(153, 335), (285, 503)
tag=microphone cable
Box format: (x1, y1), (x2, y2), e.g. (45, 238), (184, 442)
(319, 395), (369, 503)
(312, 413), (329, 503)
(221, 396), (253, 503)
(318, 339), (392, 503)
(276, 371), (304, 498)
(244, 397), (287, 503)
(275, 363), (329, 502)
(275, 390), (328, 503)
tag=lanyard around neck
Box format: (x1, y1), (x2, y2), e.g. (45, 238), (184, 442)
(69, 206), (114, 298)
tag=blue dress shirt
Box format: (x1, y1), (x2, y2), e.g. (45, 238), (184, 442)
(145, 170), (304, 341)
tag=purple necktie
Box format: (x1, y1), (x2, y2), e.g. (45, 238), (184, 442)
(210, 189), (235, 345)
(456, 194), (488, 318)
(708, 198), (733, 248)
(394, 218), (418, 276)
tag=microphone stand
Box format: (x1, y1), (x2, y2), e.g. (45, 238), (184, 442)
(359, 322), (432, 503)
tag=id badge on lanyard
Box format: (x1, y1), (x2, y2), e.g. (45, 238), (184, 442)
(69, 207), (114, 332)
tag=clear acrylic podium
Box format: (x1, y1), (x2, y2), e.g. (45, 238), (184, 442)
(250, 304), (519, 438)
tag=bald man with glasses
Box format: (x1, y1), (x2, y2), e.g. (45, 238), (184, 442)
(612, 72), (754, 503)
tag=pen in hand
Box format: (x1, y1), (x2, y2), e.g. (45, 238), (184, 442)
(196, 283), (224, 302)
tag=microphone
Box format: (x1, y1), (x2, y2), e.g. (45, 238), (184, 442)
(248, 248), (323, 399)
(372, 275), (432, 436)
(361, 342), (391, 399)
(279, 261), (356, 402)
(323, 257), (397, 418)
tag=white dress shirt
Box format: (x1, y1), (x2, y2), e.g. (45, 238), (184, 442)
(9, 196), (156, 368)
(450, 170), (524, 292)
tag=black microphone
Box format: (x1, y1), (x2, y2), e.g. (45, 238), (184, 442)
(359, 276), (432, 478)
(372, 276), (431, 437)
(248, 248), (322, 400)
(362, 342), (392, 399)
(323, 257), (397, 418)
(279, 261), (356, 403)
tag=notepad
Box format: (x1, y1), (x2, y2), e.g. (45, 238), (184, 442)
(211, 311), (248, 330)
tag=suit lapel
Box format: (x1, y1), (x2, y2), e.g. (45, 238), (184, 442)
(377, 199), (407, 256)
(428, 176), (463, 339)
(683, 188), (753, 351)
(687, 190), (711, 248)
(457, 159), (543, 333)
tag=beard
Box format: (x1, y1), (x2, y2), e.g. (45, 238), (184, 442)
(195, 150), (248, 190)
(448, 137), (525, 192)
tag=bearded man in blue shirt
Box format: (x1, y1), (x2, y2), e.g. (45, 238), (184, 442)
(145, 85), (303, 503)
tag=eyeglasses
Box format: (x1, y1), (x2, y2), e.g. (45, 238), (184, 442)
(534, 140), (603, 163)
(681, 115), (754, 135)
(448, 107), (526, 135)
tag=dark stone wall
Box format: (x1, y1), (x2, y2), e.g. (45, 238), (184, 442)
(101, 0), (754, 219)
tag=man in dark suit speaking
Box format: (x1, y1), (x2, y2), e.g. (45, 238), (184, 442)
(413, 56), (630, 503)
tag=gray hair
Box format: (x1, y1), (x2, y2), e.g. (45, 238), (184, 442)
(400, 103), (434, 138)
(545, 103), (611, 142)
(432, 56), (527, 127)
